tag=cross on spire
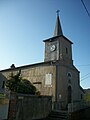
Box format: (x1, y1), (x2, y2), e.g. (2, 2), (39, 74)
(56, 10), (60, 16)
(53, 10), (63, 36)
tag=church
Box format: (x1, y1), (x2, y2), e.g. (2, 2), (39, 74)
(0, 13), (84, 109)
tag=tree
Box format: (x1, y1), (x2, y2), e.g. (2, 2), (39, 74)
(5, 71), (37, 94)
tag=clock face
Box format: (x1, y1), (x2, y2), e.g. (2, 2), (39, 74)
(50, 45), (56, 52)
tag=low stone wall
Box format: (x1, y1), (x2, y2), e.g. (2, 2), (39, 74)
(8, 92), (52, 120)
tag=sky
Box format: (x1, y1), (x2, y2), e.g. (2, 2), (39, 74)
(0, 0), (90, 89)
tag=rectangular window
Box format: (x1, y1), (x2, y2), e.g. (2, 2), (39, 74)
(2, 81), (5, 88)
(66, 48), (68, 54)
(45, 74), (52, 87)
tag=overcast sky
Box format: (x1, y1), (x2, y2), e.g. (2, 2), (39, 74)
(0, 0), (90, 89)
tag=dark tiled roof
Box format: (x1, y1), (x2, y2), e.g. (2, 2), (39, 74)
(0, 61), (53, 72)
(43, 35), (73, 44)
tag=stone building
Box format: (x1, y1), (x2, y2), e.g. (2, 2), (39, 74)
(0, 14), (84, 109)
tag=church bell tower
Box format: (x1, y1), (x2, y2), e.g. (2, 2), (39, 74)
(44, 11), (73, 65)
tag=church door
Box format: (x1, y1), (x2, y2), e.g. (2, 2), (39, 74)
(67, 86), (72, 103)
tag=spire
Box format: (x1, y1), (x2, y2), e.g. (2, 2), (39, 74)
(53, 10), (63, 36)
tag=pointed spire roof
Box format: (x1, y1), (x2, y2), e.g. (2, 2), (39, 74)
(53, 10), (63, 36)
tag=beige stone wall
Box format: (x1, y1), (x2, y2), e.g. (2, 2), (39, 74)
(56, 64), (80, 105)
(1, 65), (56, 101)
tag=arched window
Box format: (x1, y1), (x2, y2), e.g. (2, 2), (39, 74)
(67, 72), (72, 78)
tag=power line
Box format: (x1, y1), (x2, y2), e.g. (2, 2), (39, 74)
(81, 75), (90, 82)
(81, 0), (90, 19)
(80, 72), (90, 82)
(81, 72), (90, 79)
